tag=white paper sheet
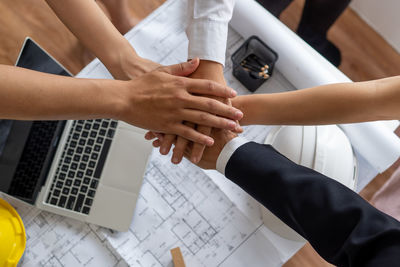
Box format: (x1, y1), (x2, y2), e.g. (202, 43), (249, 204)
(0, 192), (126, 267)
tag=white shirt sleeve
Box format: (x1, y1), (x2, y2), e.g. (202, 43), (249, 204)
(216, 137), (249, 175)
(186, 0), (235, 66)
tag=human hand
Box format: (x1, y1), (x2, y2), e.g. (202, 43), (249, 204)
(145, 128), (237, 169)
(186, 128), (237, 169)
(153, 60), (242, 164)
(121, 56), (162, 80)
(176, 61), (229, 164)
(115, 58), (243, 146)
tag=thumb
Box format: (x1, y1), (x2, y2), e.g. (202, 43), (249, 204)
(159, 57), (199, 77)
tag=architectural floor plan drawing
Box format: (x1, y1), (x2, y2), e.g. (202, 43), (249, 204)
(0, 192), (126, 267)
(97, 156), (265, 267)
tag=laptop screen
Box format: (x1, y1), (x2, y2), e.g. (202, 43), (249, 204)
(0, 38), (71, 203)
(0, 120), (12, 156)
(0, 39), (71, 156)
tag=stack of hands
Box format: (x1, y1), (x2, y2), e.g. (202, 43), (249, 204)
(115, 54), (241, 167)
(35, 0), (240, 169)
(37, 0), (400, 171)
(0, 0), (242, 171)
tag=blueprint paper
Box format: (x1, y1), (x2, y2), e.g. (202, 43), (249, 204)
(0, 192), (126, 267)
(95, 156), (283, 267)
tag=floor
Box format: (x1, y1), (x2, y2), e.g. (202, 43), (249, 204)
(0, 0), (164, 72)
(1, 0), (399, 266)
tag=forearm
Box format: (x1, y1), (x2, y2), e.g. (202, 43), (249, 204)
(234, 76), (400, 125)
(45, 0), (140, 79)
(0, 65), (123, 120)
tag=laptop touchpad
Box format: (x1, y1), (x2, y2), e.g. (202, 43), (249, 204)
(100, 128), (150, 192)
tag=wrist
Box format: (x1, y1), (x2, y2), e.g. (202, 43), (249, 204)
(215, 134), (245, 174)
(107, 40), (161, 80)
(189, 60), (225, 84)
(94, 79), (129, 120)
(106, 39), (142, 80)
(217, 131), (238, 155)
(232, 95), (269, 126)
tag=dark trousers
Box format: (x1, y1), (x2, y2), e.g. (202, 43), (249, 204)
(257, 0), (351, 66)
(257, 0), (351, 38)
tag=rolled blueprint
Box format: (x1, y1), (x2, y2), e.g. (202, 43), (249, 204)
(231, 0), (400, 173)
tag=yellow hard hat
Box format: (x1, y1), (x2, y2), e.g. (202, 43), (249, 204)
(0, 198), (26, 267)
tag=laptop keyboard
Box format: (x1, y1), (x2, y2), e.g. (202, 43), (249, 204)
(46, 119), (118, 215)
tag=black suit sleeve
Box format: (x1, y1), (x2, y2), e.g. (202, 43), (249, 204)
(224, 142), (400, 267)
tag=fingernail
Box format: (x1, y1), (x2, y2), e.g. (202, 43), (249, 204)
(228, 120), (236, 129)
(235, 110), (243, 119)
(206, 137), (214, 146)
(160, 147), (167, 154)
(172, 156), (179, 164)
(230, 89), (237, 97)
(191, 157), (199, 164)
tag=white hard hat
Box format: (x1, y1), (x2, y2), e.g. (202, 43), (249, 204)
(260, 125), (358, 241)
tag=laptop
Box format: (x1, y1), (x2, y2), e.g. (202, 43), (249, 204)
(0, 38), (152, 231)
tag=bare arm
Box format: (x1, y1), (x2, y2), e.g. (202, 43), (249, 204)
(0, 61), (242, 145)
(45, 0), (158, 79)
(0, 65), (121, 120)
(233, 76), (400, 126)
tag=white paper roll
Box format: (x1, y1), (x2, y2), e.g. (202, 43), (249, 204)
(231, 0), (400, 172)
